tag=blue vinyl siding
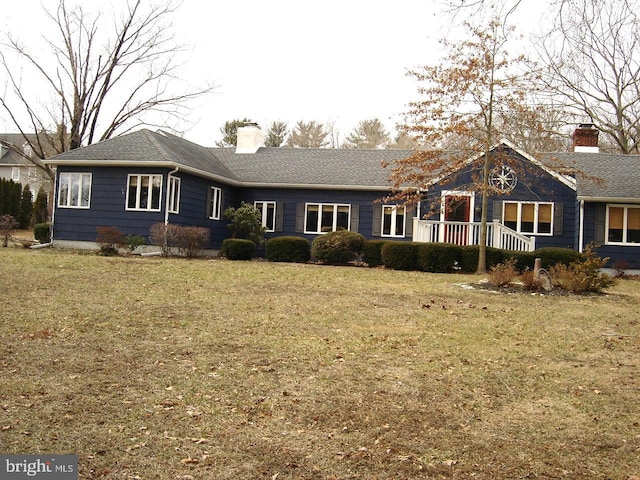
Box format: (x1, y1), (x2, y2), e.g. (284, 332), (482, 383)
(419, 152), (577, 250)
(239, 187), (395, 243)
(582, 201), (640, 269)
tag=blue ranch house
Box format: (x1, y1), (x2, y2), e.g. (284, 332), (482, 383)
(44, 124), (640, 269)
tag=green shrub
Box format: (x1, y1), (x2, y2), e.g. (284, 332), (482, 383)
(222, 238), (255, 260)
(381, 242), (420, 271)
(459, 246), (505, 273)
(125, 235), (146, 252)
(96, 226), (126, 256)
(266, 236), (310, 263)
(417, 243), (461, 273)
(224, 202), (266, 246)
(311, 230), (365, 264)
(363, 240), (389, 267)
(534, 247), (583, 269)
(34, 223), (51, 244)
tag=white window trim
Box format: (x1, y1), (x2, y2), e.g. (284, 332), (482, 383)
(126, 174), (163, 212)
(503, 201), (554, 236)
(304, 202), (351, 234)
(58, 172), (92, 209)
(381, 205), (406, 238)
(605, 204), (640, 245)
(255, 201), (276, 232)
(168, 176), (181, 214)
(11, 167), (20, 182)
(208, 186), (222, 220)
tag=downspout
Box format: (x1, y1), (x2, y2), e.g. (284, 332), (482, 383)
(578, 199), (585, 253)
(49, 168), (59, 247)
(164, 167), (179, 226)
(161, 167), (179, 254)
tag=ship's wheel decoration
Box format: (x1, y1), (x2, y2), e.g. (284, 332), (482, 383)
(489, 165), (517, 192)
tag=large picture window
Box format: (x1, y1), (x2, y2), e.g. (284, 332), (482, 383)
(305, 203), (350, 234)
(207, 186), (222, 220)
(255, 201), (276, 232)
(607, 205), (640, 244)
(503, 201), (553, 235)
(126, 174), (162, 211)
(58, 172), (92, 208)
(382, 205), (406, 237)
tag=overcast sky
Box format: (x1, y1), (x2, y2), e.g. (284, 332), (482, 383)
(1, 0), (550, 147)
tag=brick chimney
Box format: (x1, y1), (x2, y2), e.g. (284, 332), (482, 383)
(235, 123), (265, 154)
(572, 123), (599, 153)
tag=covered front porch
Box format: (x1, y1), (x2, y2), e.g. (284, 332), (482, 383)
(412, 219), (536, 252)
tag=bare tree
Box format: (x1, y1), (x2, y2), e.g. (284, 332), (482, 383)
(343, 119), (390, 149)
(535, 0), (640, 153)
(0, 0), (214, 179)
(387, 18), (532, 273)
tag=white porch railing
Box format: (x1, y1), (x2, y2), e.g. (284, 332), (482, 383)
(412, 219), (536, 252)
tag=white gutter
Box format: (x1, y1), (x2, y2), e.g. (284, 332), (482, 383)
(165, 166), (179, 225)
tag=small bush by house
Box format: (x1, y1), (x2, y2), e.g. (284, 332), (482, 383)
(459, 246), (505, 273)
(417, 243), (461, 273)
(96, 226), (127, 256)
(363, 240), (389, 267)
(34, 223), (51, 244)
(381, 242), (420, 271)
(311, 230), (365, 264)
(266, 236), (310, 263)
(222, 238), (255, 260)
(534, 247), (583, 269)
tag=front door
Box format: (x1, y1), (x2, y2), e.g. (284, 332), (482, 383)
(442, 193), (472, 245)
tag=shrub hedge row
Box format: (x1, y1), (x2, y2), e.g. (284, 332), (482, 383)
(260, 236), (582, 272)
(376, 241), (582, 273)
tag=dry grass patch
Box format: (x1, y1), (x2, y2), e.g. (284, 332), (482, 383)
(0, 249), (639, 479)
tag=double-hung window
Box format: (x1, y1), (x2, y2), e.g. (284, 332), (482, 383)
(127, 174), (162, 211)
(607, 205), (640, 244)
(255, 201), (276, 232)
(207, 186), (222, 220)
(11, 167), (20, 182)
(168, 176), (181, 214)
(305, 203), (350, 234)
(58, 172), (92, 208)
(503, 201), (553, 235)
(382, 205), (406, 237)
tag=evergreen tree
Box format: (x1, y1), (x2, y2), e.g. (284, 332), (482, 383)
(10, 182), (21, 219)
(343, 119), (390, 149)
(19, 184), (33, 228)
(33, 188), (49, 225)
(286, 120), (329, 148)
(264, 121), (288, 147)
(216, 118), (254, 147)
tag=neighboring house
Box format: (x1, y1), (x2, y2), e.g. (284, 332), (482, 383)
(0, 133), (53, 197)
(43, 124), (640, 268)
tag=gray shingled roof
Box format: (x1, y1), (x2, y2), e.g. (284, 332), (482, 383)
(46, 129), (411, 189)
(212, 147), (412, 188)
(45, 128), (640, 197)
(46, 129), (236, 179)
(543, 152), (640, 200)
